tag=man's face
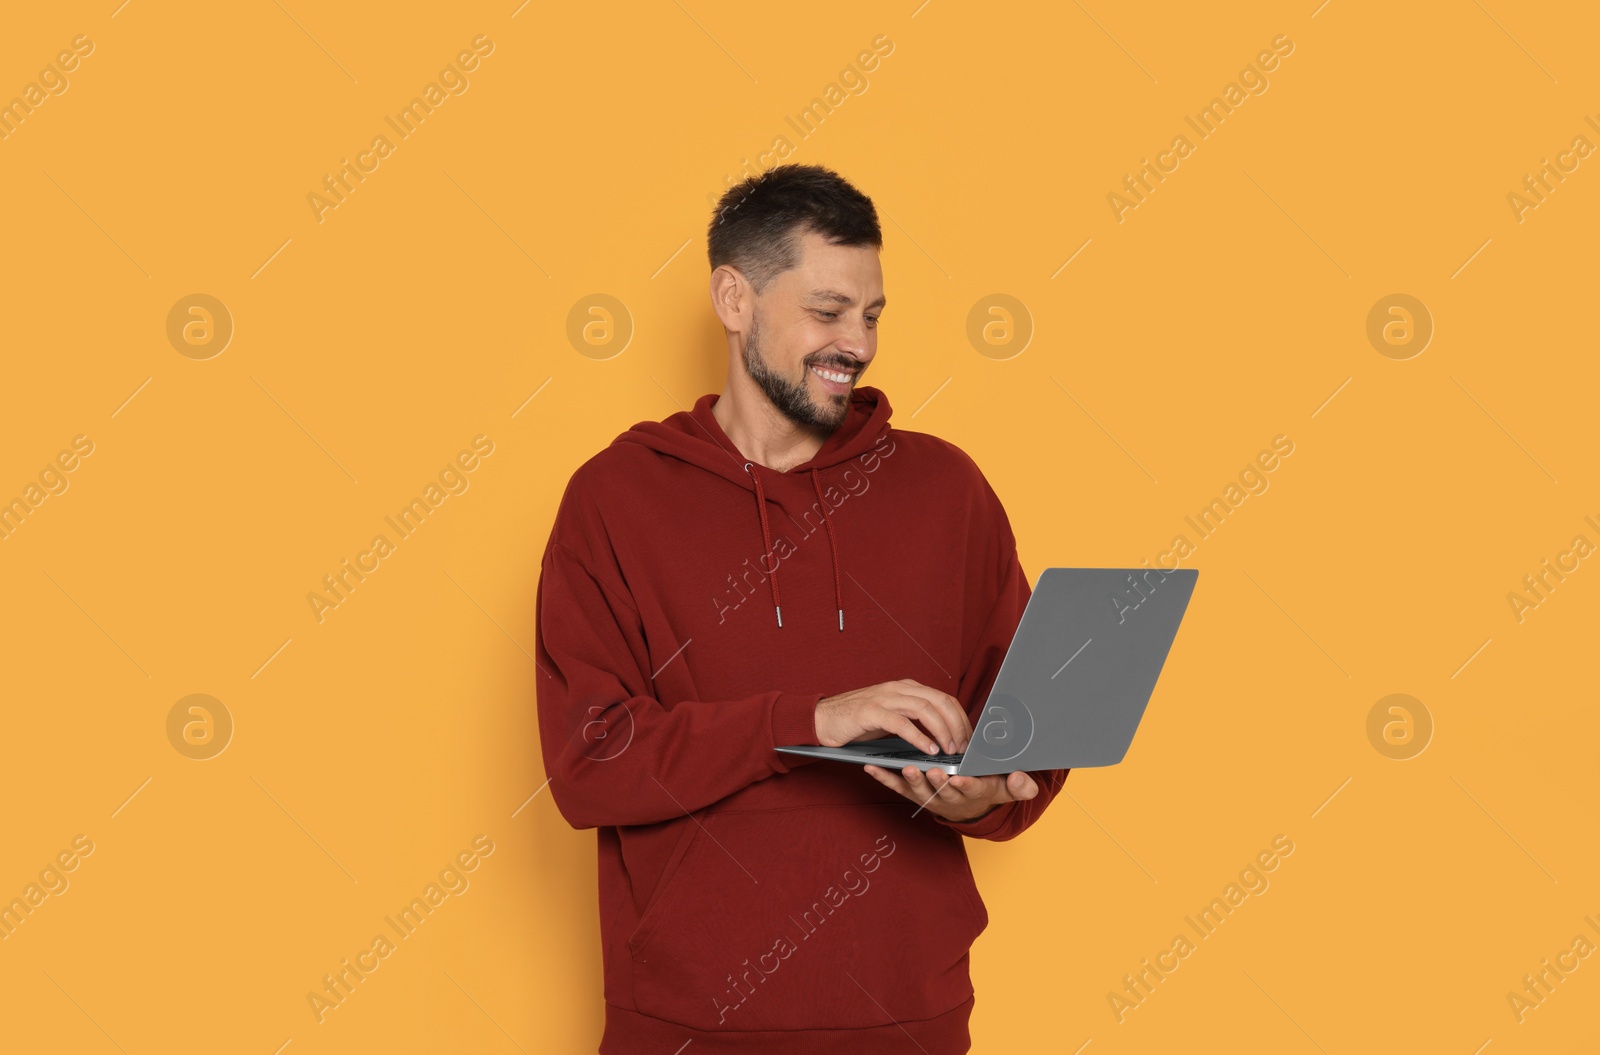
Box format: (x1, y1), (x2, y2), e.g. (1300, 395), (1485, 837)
(741, 228), (885, 431)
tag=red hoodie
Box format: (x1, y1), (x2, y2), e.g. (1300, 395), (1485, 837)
(535, 385), (1068, 1053)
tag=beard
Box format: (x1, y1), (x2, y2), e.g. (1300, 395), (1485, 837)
(742, 308), (856, 431)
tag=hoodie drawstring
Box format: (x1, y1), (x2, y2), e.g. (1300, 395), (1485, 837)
(810, 469), (845, 631)
(743, 461), (784, 628)
(742, 461), (845, 631)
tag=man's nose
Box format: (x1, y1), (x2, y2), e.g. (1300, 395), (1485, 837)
(837, 317), (872, 356)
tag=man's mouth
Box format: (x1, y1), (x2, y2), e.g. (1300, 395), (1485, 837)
(809, 363), (859, 394)
(811, 365), (854, 382)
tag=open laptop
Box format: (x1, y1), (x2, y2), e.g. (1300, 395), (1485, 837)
(776, 567), (1198, 776)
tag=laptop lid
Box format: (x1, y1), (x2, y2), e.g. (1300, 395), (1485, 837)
(955, 566), (1198, 776)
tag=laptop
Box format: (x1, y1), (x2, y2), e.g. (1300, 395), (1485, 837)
(776, 567), (1198, 776)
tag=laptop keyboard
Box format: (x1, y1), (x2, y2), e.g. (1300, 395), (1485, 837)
(878, 750), (965, 765)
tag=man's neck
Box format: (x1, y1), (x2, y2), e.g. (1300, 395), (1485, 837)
(711, 381), (830, 473)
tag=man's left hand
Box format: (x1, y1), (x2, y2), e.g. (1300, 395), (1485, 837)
(862, 764), (1038, 822)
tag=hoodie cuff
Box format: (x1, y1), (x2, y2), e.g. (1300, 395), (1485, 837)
(936, 800), (1013, 838)
(770, 692), (825, 771)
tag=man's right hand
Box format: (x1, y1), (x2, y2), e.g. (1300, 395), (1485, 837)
(814, 679), (973, 755)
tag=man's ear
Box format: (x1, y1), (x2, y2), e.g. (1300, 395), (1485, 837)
(709, 264), (751, 332)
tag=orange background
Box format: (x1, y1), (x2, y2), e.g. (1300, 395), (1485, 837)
(2, 1), (1597, 1051)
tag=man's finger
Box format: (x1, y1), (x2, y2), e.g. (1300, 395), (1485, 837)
(1005, 771), (1039, 801)
(894, 694), (962, 754)
(862, 763), (901, 788)
(864, 764), (943, 813)
(883, 712), (940, 754)
(863, 764), (914, 797)
(893, 765), (945, 811)
(895, 684), (973, 750)
(922, 768), (969, 804)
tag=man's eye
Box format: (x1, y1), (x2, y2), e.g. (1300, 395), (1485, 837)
(865, 316), (879, 326)
(815, 310), (837, 319)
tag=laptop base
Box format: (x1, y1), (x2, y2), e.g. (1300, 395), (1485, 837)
(776, 737), (964, 775)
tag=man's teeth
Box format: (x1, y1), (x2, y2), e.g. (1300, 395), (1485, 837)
(811, 365), (854, 383)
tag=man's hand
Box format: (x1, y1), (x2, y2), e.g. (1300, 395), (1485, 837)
(862, 764), (1039, 823)
(815, 678), (973, 756)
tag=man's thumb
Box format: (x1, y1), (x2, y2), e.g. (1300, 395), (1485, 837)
(1007, 771), (1036, 799)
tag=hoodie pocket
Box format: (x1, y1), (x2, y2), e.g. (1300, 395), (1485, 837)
(628, 802), (986, 1033)
(626, 814), (708, 961)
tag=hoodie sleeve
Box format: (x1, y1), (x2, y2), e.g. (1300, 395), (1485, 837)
(933, 465), (1068, 841)
(535, 536), (825, 831)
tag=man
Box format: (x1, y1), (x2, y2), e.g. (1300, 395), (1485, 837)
(535, 163), (1068, 1054)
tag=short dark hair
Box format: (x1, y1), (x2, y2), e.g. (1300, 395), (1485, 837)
(707, 163), (882, 293)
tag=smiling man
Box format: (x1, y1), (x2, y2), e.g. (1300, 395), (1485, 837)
(535, 163), (1067, 1054)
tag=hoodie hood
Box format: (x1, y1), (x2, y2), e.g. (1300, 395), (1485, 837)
(615, 386), (894, 632)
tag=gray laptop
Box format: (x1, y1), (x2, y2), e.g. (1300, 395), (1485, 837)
(776, 567), (1198, 776)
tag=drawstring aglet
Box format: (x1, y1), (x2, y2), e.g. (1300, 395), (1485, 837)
(837, 609), (844, 631)
(775, 605), (783, 628)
